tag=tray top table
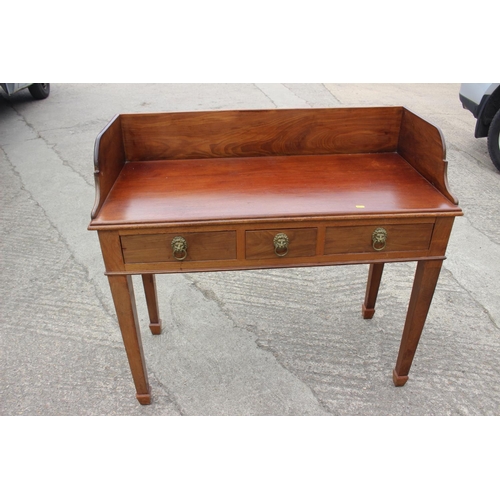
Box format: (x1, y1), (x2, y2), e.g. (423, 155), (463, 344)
(89, 107), (462, 405)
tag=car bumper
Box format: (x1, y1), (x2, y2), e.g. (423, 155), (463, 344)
(460, 93), (479, 117)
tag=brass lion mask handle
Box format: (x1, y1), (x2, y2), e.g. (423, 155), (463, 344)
(372, 228), (387, 252)
(171, 236), (188, 261)
(274, 233), (289, 257)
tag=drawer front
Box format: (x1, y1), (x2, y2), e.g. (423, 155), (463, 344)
(121, 231), (237, 263)
(246, 228), (317, 260)
(324, 223), (434, 254)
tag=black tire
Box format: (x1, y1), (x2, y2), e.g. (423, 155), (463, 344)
(28, 83), (50, 100)
(487, 107), (500, 172)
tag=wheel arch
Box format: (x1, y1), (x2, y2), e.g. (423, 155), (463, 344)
(475, 84), (500, 138)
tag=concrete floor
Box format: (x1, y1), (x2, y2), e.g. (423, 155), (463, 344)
(1, 83), (499, 415)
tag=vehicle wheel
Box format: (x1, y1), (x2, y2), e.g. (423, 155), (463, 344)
(28, 83), (50, 100)
(487, 108), (500, 172)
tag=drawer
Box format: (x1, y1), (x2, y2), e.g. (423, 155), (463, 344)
(246, 228), (317, 260)
(324, 223), (434, 254)
(121, 231), (237, 263)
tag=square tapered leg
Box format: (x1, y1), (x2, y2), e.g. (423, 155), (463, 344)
(108, 275), (151, 404)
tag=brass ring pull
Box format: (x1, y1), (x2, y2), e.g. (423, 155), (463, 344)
(171, 236), (188, 261)
(273, 233), (289, 257)
(372, 228), (387, 252)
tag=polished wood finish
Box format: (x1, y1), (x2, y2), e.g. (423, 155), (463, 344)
(89, 107), (463, 405)
(97, 230), (125, 273)
(398, 108), (458, 204)
(92, 115), (125, 219)
(121, 231), (237, 264)
(92, 154), (460, 227)
(362, 263), (385, 319)
(325, 223), (434, 254)
(245, 228), (317, 260)
(393, 259), (444, 385)
(142, 274), (162, 335)
(107, 275), (150, 403)
(120, 107), (403, 161)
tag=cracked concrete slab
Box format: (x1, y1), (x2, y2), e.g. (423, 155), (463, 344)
(1, 83), (499, 415)
(255, 83), (310, 108)
(0, 147), (179, 415)
(148, 274), (329, 415)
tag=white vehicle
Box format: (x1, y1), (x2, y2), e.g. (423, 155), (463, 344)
(0, 83), (50, 100)
(459, 83), (500, 171)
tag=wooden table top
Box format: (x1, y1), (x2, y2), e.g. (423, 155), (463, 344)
(92, 153), (461, 227)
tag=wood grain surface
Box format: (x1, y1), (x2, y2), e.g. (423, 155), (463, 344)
(92, 153), (460, 226)
(324, 223), (434, 254)
(398, 108), (458, 204)
(121, 231), (237, 263)
(89, 107), (464, 404)
(92, 115), (125, 219)
(245, 228), (317, 260)
(120, 107), (403, 161)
